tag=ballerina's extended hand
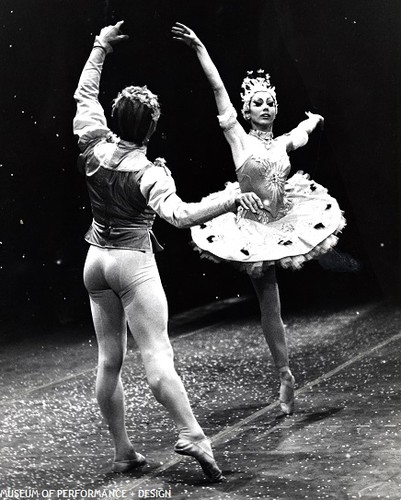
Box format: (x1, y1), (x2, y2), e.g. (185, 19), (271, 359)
(305, 111), (324, 129)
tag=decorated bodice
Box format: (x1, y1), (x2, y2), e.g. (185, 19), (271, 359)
(237, 132), (292, 222)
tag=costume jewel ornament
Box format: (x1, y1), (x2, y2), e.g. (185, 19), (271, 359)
(241, 69), (277, 119)
(249, 129), (274, 144)
(112, 85), (161, 121)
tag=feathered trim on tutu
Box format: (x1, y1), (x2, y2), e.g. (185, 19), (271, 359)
(191, 213), (346, 278)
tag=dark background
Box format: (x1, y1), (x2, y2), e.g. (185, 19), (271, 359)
(0, 0), (400, 334)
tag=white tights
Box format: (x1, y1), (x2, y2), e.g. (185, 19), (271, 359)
(84, 246), (204, 460)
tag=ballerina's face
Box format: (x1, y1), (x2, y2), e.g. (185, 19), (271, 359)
(249, 91), (277, 130)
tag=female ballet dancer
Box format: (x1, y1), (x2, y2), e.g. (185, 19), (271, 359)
(73, 21), (262, 481)
(172, 22), (345, 415)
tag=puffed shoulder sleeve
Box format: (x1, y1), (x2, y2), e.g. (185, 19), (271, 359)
(217, 104), (238, 132)
(140, 158), (239, 229)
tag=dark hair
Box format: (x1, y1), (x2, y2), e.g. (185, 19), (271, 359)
(111, 86), (161, 145)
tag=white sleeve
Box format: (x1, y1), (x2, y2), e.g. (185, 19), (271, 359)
(140, 165), (239, 229)
(73, 38), (113, 151)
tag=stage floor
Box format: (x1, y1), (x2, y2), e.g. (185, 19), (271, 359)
(1, 297), (400, 499)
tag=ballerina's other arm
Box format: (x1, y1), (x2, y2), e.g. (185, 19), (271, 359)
(285, 111), (324, 152)
(172, 22), (248, 165)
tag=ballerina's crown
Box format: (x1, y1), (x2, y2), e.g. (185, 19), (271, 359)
(112, 85), (161, 121)
(240, 69), (276, 105)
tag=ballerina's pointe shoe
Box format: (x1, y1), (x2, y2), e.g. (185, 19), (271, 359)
(112, 452), (147, 473)
(174, 437), (225, 482)
(279, 370), (295, 415)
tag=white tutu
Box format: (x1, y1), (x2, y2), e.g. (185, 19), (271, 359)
(191, 171), (346, 277)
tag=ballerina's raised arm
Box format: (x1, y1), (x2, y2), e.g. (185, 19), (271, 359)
(172, 23), (326, 164)
(172, 22), (248, 166)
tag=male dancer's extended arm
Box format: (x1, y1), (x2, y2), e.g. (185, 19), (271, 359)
(73, 21), (128, 150)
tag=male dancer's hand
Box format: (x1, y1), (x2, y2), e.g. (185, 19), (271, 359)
(235, 192), (264, 213)
(98, 20), (129, 46)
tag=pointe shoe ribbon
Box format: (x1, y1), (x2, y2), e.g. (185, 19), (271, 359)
(112, 452), (147, 473)
(174, 437), (224, 482)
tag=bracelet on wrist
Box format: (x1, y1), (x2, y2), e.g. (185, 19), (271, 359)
(94, 36), (113, 54)
(93, 44), (107, 53)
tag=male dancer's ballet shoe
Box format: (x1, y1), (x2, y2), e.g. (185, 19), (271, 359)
(279, 370), (295, 415)
(174, 437), (224, 482)
(112, 452), (147, 473)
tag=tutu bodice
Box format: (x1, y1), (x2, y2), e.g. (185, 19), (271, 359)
(237, 137), (292, 223)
